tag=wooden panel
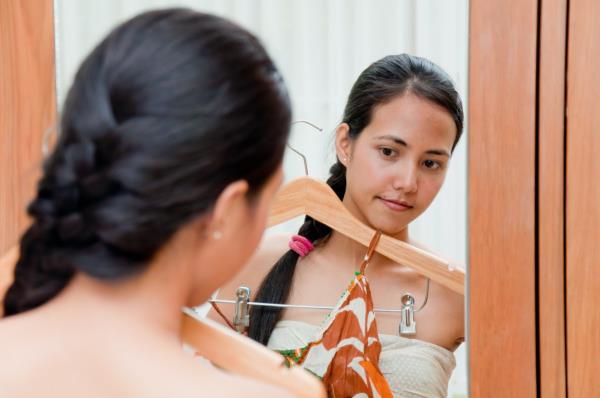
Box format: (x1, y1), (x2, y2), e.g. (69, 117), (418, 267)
(566, 0), (600, 395)
(468, 0), (538, 396)
(538, 0), (567, 396)
(0, 0), (56, 307)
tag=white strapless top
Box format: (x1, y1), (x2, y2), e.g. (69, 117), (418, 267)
(268, 320), (456, 398)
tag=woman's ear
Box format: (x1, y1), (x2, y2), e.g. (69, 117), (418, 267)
(205, 180), (249, 240)
(335, 123), (352, 166)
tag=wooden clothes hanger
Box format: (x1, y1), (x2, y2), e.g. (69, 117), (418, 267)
(181, 308), (325, 397)
(230, 120), (464, 297)
(283, 121), (464, 294)
(0, 250), (325, 397)
(276, 120), (463, 294)
(267, 175), (465, 295)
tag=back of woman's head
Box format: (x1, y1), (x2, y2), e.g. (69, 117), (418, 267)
(249, 53), (463, 345)
(3, 8), (291, 316)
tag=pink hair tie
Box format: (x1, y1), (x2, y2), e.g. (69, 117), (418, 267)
(288, 235), (314, 257)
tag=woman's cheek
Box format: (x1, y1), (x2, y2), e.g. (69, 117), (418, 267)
(422, 178), (444, 203)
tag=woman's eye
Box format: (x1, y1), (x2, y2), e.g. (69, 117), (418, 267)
(423, 159), (441, 169)
(380, 147), (396, 157)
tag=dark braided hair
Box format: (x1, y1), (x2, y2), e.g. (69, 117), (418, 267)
(249, 54), (464, 345)
(3, 9), (291, 317)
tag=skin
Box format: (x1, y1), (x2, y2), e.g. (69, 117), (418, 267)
(215, 93), (465, 351)
(0, 167), (291, 397)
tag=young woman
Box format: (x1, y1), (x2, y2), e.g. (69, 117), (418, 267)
(0, 9), (293, 397)
(214, 54), (465, 397)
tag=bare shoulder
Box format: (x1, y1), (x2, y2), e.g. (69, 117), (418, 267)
(408, 237), (465, 341)
(0, 319), (25, 379)
(0, 314), (292, 397)
(208, 373), (294, 398)
(217, 232), (290, 298)
(208, 233), (291, 324)
(411, 239), (465, 306)
(430, 279), (464, 317)
(0, 314), (43, 363)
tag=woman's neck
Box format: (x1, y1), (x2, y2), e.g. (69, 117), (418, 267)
(322, 228), (409, 271)
(44, 236), (212, 343)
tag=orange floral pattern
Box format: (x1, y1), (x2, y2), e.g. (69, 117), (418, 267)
(280, 232), (393, 398)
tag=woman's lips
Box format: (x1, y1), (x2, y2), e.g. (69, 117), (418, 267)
(378, 197), (414, 212)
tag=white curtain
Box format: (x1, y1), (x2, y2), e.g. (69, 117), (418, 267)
(55, 1), (469, 395)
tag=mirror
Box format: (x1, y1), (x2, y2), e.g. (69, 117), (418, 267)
(55, 1), (469, 396)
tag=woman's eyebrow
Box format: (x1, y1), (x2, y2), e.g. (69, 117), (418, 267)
(375, 134), (450, 157)
(375, 134), (408, 147)
(426, 149), (451, 157)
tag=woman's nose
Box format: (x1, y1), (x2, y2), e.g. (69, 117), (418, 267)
(392, 163), (418, 193)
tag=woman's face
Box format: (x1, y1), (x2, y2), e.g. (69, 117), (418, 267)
(336, 93), (457, 237)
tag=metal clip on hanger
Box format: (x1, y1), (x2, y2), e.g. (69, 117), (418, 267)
(233, 287), (250, 333)
(400, 294), (417, 335)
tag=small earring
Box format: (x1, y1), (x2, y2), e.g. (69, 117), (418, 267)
(212, 230), (223, 240)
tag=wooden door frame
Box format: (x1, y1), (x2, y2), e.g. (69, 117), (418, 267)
(470, 0), (572, 396)
(468, 0), (539, 396)
(0, 0), (57, 312)
(565, 0), (600, 396)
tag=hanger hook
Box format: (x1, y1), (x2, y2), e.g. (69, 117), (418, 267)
(288, 120), (323, 176)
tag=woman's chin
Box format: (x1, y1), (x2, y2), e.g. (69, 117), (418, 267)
(366, 215), (410, 239)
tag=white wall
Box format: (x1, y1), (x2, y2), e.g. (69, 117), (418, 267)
(55, 1), (469, 395)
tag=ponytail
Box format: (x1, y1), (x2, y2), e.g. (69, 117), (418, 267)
(248, 161), (346, 344)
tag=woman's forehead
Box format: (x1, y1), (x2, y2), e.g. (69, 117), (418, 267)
(360, 96), (456, 151)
